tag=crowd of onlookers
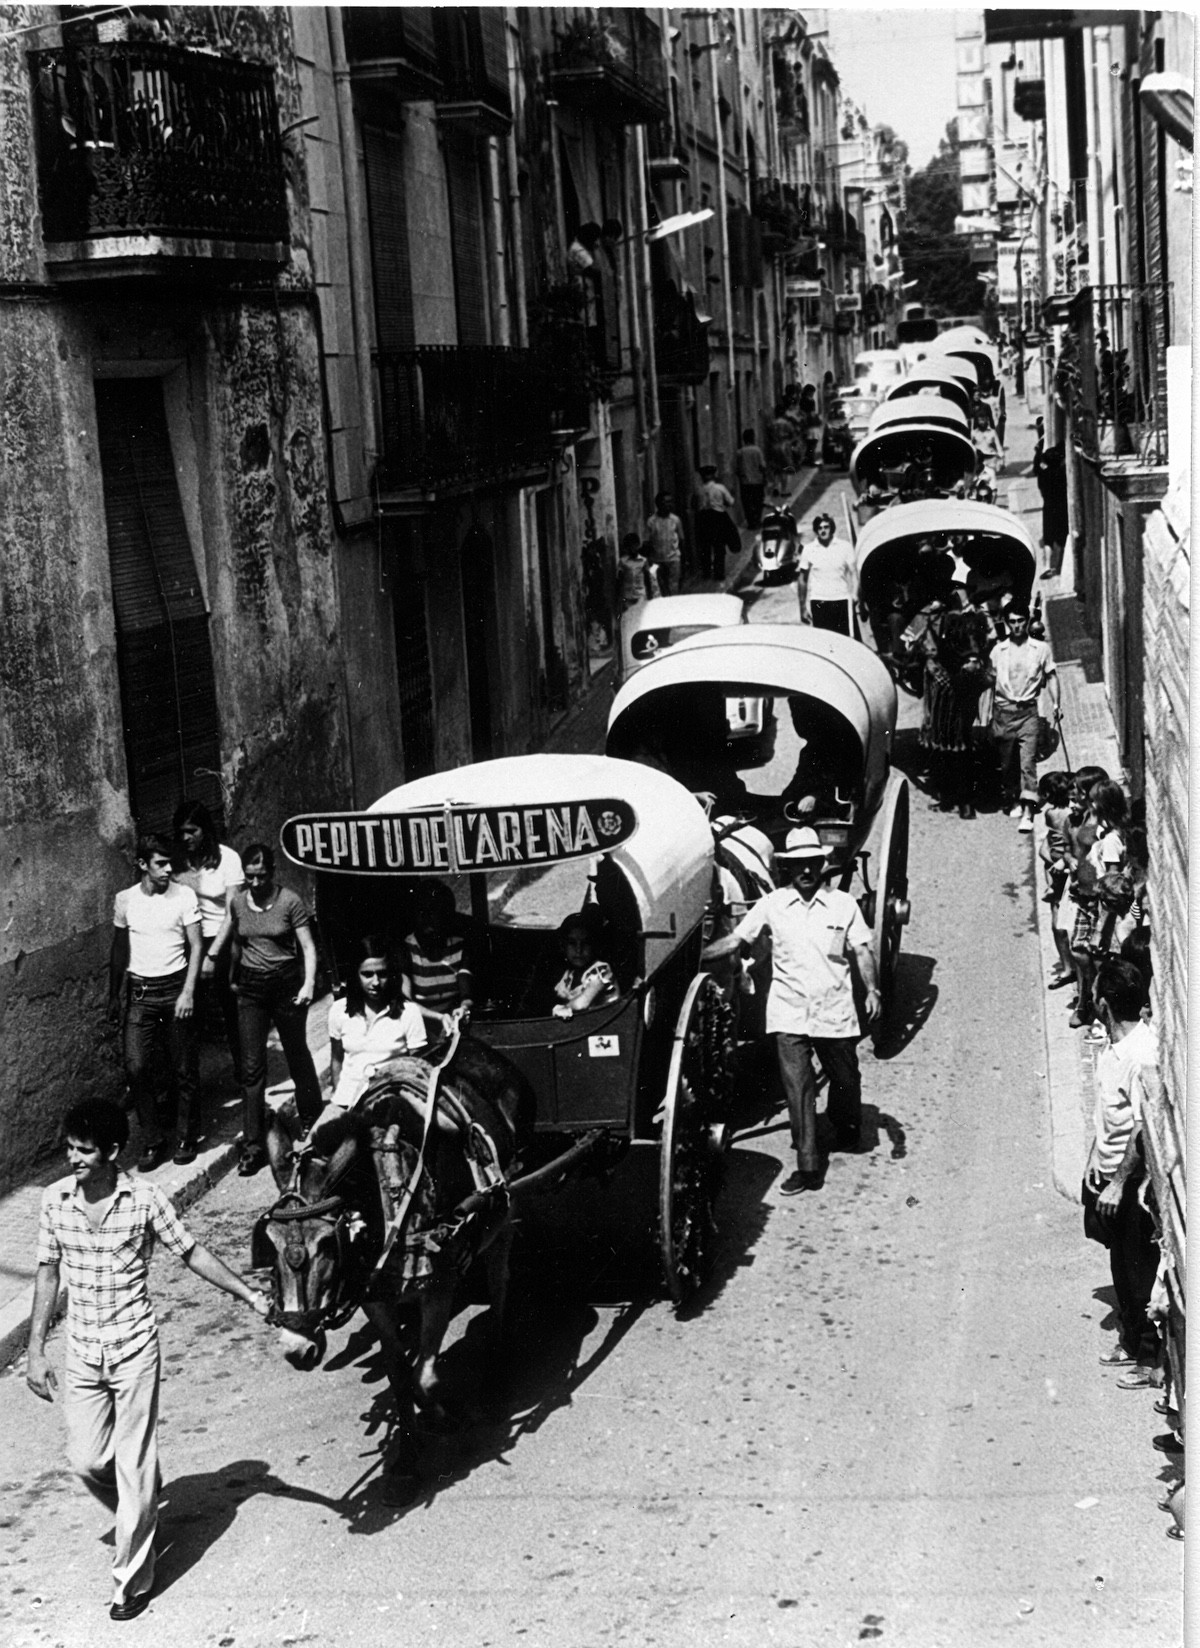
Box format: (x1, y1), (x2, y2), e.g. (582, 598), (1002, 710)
(1038, 765), (1183, 1538)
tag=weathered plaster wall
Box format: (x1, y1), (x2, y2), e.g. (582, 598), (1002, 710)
(200, 298), (352, 837)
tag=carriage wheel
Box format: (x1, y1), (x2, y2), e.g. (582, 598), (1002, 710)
(870, 774), (911, 1048)
(658, 973), (733, 1304)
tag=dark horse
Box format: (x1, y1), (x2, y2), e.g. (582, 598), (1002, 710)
(253, 1033), (531, 1497)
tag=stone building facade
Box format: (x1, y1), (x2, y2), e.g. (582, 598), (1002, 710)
(0, 5), (890, 1190)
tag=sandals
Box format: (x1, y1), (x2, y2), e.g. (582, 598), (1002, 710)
(1116, 1369), (1162, 1389)
(1099, 1347), (1136, 1366)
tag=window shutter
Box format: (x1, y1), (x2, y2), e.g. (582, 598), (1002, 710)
(444, 131), (489, 344)
(363, 124), (415, 350)
(95, 378), (223, 830)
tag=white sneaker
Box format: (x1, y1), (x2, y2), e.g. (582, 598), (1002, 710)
(1007, 804), (1024, 818)
(1018, 815), (1034, 834)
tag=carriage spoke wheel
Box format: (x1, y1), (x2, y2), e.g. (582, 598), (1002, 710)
(871, 774), (910, 1049)
(658, 973), (733, 1304)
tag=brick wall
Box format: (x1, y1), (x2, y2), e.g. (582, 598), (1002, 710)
(1141, 464), (1188, 1391)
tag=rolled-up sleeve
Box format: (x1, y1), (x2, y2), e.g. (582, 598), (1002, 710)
(146, 1184), (196, 1262)
(36, 1189), (62, 1267)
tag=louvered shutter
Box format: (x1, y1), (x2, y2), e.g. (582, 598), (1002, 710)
(444, 131), (489, 344)
(363, 124), (415, 350)
(95, 378), (223, 831)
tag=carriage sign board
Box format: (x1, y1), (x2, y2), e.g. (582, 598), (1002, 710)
(280, 800), (638, 876)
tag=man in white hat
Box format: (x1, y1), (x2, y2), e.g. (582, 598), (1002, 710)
(734, 827), (880, 1192)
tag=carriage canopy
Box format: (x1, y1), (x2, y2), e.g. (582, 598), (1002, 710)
(281, 755), (715, 981)
(607, 626), (897, 817)
(867, 395), (971, 438)
(928, 334), (998, 389)
(883, 365), (973, 417)
(855, 498), (1037, 606)
(849, 423), (978, 494)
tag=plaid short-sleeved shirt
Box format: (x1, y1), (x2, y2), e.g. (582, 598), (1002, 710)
(37, 1172), (195, 1365)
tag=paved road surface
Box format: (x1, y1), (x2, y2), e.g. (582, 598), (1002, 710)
(2, 470), (1181, 1645)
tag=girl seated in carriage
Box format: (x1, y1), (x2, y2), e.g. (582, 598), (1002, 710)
(551, 908), (620, 1020)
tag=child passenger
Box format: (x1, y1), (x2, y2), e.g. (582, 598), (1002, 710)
(552, 909), (619, 1019)
(401, 880), (474, 1033)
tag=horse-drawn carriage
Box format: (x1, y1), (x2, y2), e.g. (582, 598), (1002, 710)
(606, 626), (911, 1043)
(273, 755), (735, 1304)
(855, 496), (1037, 640)
(849, 402), (978, 501)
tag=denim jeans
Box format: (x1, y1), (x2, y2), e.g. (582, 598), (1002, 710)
(236, 968), (324, 1146)
(776, 1033), (862, 1172)
(124, 972), (199, 1148)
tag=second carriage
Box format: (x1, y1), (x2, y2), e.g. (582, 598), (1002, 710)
(605, 625), (912, 1044)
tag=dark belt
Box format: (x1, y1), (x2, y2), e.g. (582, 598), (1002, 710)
(128, 970), (186, 1000)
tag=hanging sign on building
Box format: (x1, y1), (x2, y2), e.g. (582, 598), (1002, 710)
(786, 278), (823, 299)
(835, 292), (862, 312)
(280, 801), (638, 875)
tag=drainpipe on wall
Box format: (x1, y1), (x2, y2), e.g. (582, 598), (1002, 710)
(327, 8), (376, 465)
(487, 136), (512, 346)
(709, 12), (736, 455)
(635, 124), (661, 462)
(625, 139), (649, 503)
(503, 10), (528, 347)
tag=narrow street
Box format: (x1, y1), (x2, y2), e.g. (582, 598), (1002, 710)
(1, 467), (1181, 1648)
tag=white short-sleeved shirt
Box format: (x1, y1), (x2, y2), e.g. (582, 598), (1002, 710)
(113, 882), (200, 977)
(799, 537), (858, 602)
(1086, 827), (1126, 878)
(991, 637), (1056, 703)
(734, 884), (871, 1038)
(327, 999), (428, 1109)
(173, 844), (245, 939)
(1093, 1018), (1157, 1175)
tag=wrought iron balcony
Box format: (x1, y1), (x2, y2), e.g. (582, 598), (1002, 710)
(549, 11), (668, 127)
(751, 177), (804, 254)
(433, 9), (511, 135)
(28, 41), (288, 271)
(342, 7), (442, 98)
(374, 347), (555, 498)
(1057, 282), (1172, 477)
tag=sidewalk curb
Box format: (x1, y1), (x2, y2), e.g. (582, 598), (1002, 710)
(1032, 813), (1088, 1204)
(0, 1137), (245, 1372)
(0, 1032), (335, 1372)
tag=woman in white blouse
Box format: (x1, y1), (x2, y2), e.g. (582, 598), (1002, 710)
(172, 800), (244, 1080)
(327, 938), (428, 1111)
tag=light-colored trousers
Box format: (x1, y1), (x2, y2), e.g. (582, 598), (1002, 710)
(65, 1338), (160, 1605)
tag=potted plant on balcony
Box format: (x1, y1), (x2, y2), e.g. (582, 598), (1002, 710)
(555, 17), (628, 70)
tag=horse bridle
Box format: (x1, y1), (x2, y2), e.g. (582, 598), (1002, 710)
(252, 1166), (367, 1335)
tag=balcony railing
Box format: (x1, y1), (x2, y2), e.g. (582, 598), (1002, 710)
(549, 11), (668, 126)
(433, 8), (511, 134)
(28, 42), (288, 263)
(750, 177), (805, 253)
(1058, 283), (1171, 472)
(374, 347), (555, 495)
(342, 7), (442, 97)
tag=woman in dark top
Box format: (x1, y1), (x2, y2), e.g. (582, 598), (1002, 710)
(207, 842), (323, 1175)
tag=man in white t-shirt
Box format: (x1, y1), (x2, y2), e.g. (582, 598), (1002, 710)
(734, 827), (880, 1194)
(989, 604), (1059, 831)
(798, 514), (859, 636)
(109, 833), (202, 1171)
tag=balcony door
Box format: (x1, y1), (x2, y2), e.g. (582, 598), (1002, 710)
(94, 377), (223, 830)
(461, 527), (496, 759)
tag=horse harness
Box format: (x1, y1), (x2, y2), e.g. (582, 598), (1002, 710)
(252, 1019), (509, 1333)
